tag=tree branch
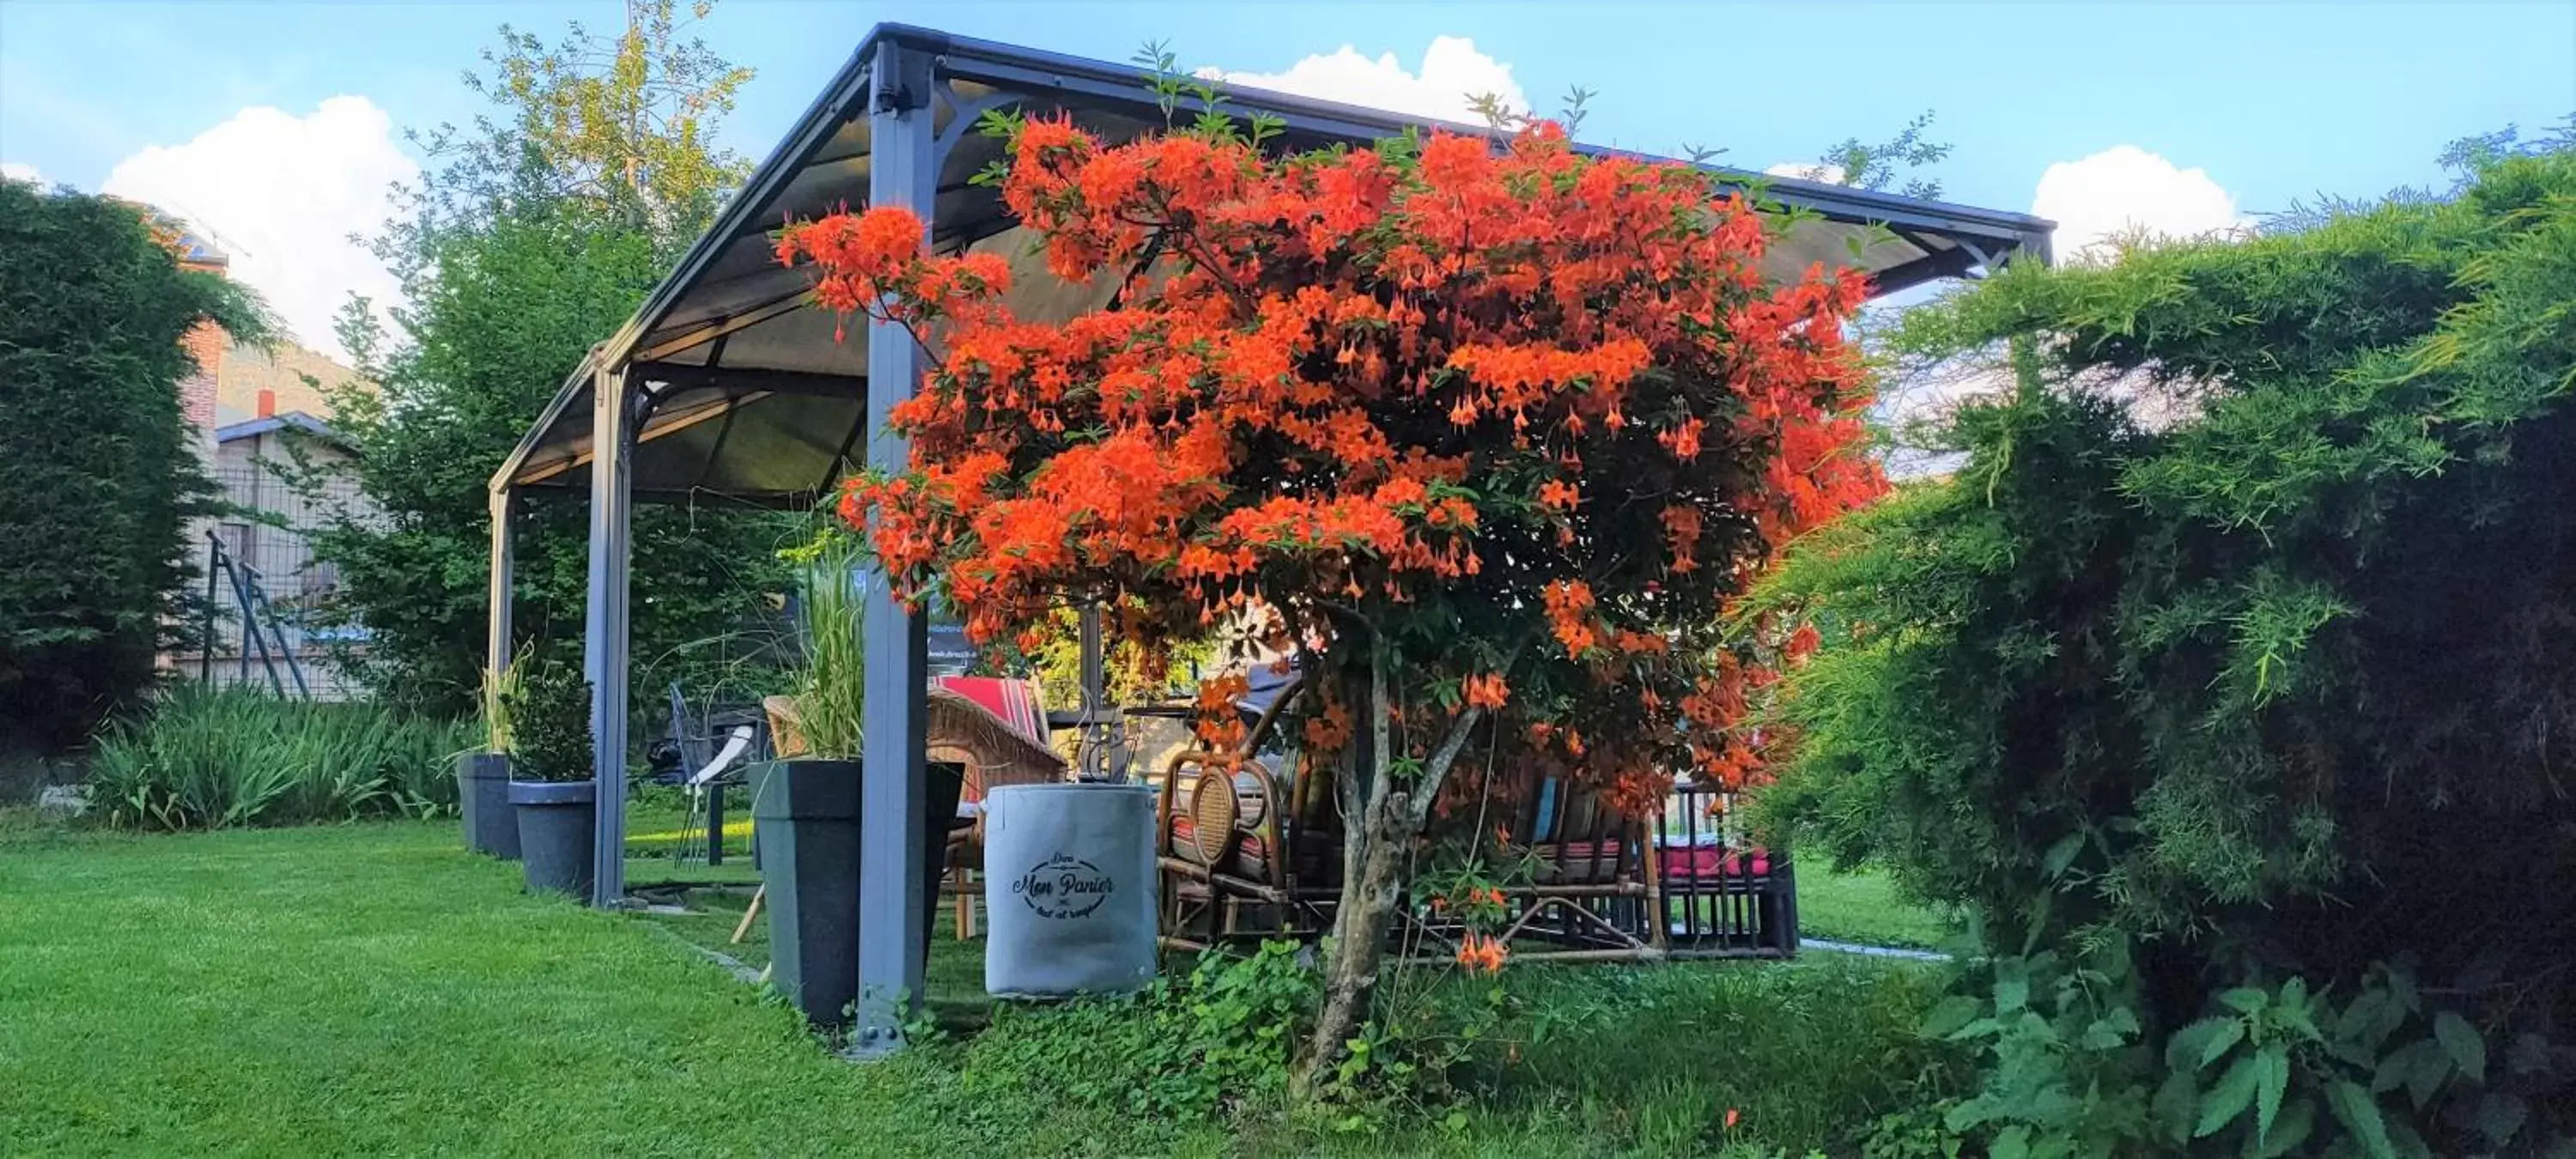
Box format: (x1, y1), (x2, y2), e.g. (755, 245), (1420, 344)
(1402, 701), (1485, 833)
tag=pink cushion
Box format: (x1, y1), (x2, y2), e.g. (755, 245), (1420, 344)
(1657, 846), (1771, 879)
(933, 677), (1048, 741)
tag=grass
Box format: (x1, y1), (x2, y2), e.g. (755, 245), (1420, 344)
(1, 817), (1958, 1155)
(639, 888), (992, 1024)
(0, 818), (1145, 1156)
(1792, 865), (1959, 950)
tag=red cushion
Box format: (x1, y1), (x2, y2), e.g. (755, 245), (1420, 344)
(1657, 846), (1771, 879)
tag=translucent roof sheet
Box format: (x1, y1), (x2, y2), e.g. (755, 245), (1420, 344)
(499, 24), (2053, 506)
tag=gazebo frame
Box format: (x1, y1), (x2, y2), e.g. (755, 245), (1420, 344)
(485, 22), (2051, 1053)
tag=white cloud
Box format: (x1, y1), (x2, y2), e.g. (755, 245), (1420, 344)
(1, 161), (41, 185)
(1764, 161), (1846, 185)
(2032, 144), (2249, 264)
(1199, 36), (1525, 126)
(102, 96), (415, 359)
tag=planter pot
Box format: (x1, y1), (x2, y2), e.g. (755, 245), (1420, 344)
(509, 779), (598, 899)
(457, 753), (519, 860)
(982, 783), (1157, 998)
(750, 759), (968, 1028)
(917, 761), (967, 963)
(752, 759), (862, 1027)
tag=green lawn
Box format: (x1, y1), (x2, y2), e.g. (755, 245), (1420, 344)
(0, 817), (1954, 1155)
(1792, 865), (1959, 951)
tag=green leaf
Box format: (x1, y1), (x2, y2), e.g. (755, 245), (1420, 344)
(2196, 1053), (2259, 1138)
(1920, 994), (1982, 1038)
(2404, 1037), (2452, 1108)
(2274, 978), (2318, 1039)
(2372, 1040), (2431, 1095)
(2325, 1079), (2397, 1159)
(2169, 1016), (2245, 1072)
(2219, 987), (2269, 1016)
(2473, 1092), (2527, 1147)
(1995, 974), (2030, 1016)
(1990, 1125), (2031, 1159)
(2433, 1011), (2486, 1083)
(2041, 831), (2085, 878)
(2256, 1096), (2316, 1158)
(2336, 990), (2391, 1050)
(2079, 1012), (2133, 1051)
(2152, 1066), (2198, 1143)
(2253, 1043), (2288, 1144)
(2388, 969), (2420, 1014)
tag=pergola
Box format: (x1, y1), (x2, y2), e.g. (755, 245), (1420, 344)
(486, 22), (2053, 1050)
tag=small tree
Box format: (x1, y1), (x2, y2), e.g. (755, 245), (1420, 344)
(304, 1), (792, 717)
(785, 112), (1883, 1082)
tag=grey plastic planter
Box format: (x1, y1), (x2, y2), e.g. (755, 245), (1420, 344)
(752, 759), (862, 1026)
(750, 759), (967, 1027)
(509, 779), (597, 899)
(920, 761), (967, 960)
(457, 753), (519, 860)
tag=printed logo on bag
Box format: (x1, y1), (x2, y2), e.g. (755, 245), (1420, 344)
(1013, 853), (1115, 919)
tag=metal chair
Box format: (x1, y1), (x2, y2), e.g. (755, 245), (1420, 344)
(665, 684), (770, 868)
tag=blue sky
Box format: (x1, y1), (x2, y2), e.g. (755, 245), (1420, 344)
(3, 1), (2569, 354)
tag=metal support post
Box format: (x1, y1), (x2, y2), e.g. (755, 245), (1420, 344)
(585, 365), (635, 908)
(488, 488), (515, 677)
(853, 38), (938, 1055)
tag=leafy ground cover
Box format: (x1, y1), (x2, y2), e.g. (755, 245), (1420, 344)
(1, 818), (1959, 1155)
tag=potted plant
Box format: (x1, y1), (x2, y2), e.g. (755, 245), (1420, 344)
(457, 652), (522, 859)
(504, 655), (597, 899)
(753, 536), (969, 1027)
(754, 537), (870, 1026)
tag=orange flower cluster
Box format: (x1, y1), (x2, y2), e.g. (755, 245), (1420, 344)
(1542, 580), (1600, 658)
(1455, 931), (1509, 974)
(1192, 675), (1249, 751)
(783, 112), (1888, 815)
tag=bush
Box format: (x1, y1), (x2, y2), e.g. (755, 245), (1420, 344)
(501, 657), (592, 782)
(87, 687), (474, 829)
(945, 940), (1317, 1130)
(923, 944), (1954, 1153)
(1755, 137), (2576, 1154)
(0, 180), (273, 750)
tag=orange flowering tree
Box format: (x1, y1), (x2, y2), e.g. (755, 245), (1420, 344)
(781, 109), (1884, 1078)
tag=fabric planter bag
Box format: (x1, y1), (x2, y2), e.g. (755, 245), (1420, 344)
(981, 783), (1157, 998)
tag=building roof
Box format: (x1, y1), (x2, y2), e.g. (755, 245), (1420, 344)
(216, 338), (369, 427)
(495, 23), (2054, 507)
(216, 410), (348, 447)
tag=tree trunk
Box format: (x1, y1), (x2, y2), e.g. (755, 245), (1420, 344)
(1298, 786), (1412, 1094)
(1293, 649), (1485, 1095)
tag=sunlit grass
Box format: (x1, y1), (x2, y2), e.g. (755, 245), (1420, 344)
(3, 819), (1956, 1154)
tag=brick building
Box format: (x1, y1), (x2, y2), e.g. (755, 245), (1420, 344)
(135, 205), (379, 698)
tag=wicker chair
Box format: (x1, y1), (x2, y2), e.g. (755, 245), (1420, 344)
(927, 678), (1069, 939)
(1156, 679), (1342, 948)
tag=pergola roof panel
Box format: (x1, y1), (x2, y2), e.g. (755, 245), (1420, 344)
(497, 23), (2052, 505)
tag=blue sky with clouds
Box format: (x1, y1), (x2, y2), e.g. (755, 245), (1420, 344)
(3, 1), (2568, 355)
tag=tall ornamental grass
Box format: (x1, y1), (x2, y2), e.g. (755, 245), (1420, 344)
(88, 687), (475, 829)
(792, 537), (866, 758)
